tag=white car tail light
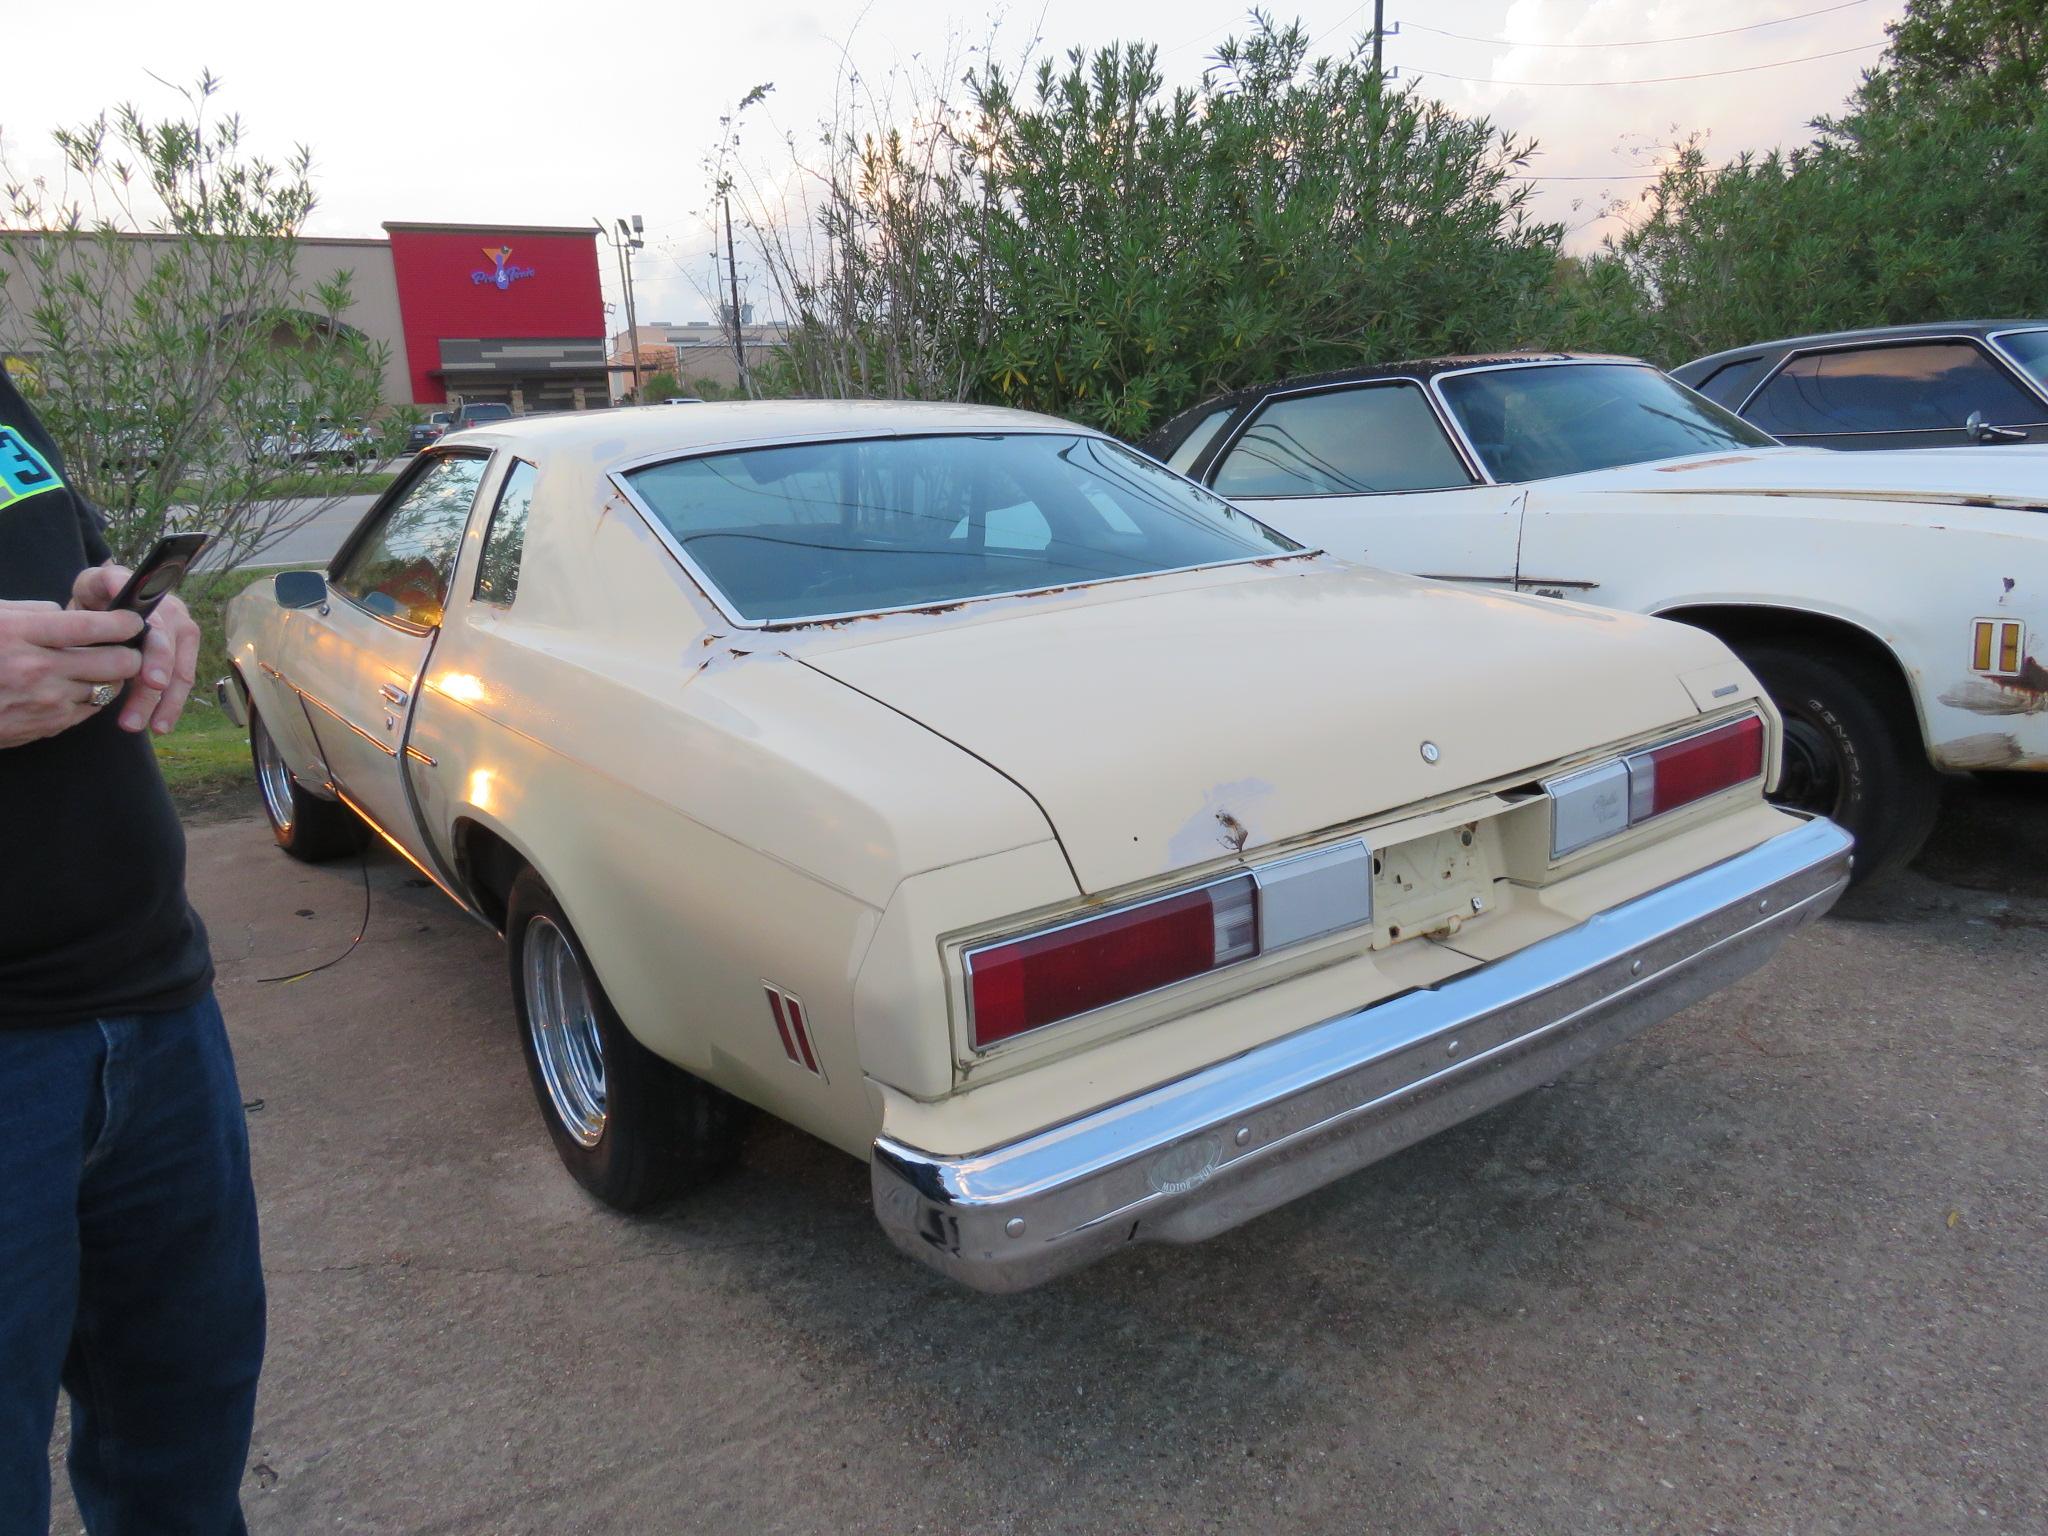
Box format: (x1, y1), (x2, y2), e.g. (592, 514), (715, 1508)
(966, 840), (1375, 1049)
(1547, 712), (1766, 860)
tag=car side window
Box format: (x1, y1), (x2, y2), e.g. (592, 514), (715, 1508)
(1747, 342), (2045, 436)
(475, 459), (537, 605)
(1692, 356), (1771, 408)
(1210, 383), (1474, 496)
(331, 453), (488, 628)
(1164, 406), (1236, 474)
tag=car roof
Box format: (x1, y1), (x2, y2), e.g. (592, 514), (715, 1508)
(443, 398), (1082, 465)
(1139, 351), (1644, 456)
(1675, 320), (2048, 381)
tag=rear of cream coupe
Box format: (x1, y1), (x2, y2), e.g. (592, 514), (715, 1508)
(222, 402), (1851, 1291)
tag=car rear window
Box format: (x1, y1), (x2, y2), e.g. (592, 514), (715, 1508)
(462, 403), (513, 422)
(623, 432), (1299, 624)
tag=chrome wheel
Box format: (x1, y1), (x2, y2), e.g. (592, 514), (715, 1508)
(253, 717), (296, 833)
(522, 915), (607, 1148)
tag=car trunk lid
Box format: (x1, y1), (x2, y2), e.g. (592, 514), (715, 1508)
(799, 562), (1726, 894)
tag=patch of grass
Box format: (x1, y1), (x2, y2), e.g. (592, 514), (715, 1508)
(153, 564), (316, 813)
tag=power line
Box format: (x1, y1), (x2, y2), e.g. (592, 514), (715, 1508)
(1402, 1), (1876, 50)
(1418, 40), (1882, 87)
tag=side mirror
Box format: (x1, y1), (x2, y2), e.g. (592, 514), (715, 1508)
(274, 570), (328, 609)
(1966, 409), (2029, 444)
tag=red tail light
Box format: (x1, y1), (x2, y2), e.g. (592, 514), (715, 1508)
(1626, 714), (1765, 823)
(968, 875), (1256, 1047)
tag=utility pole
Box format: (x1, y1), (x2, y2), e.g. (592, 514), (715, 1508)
(722, 191), (752, 396)
(1369, 5), (1398, 80)
(596, 215), (646, 401)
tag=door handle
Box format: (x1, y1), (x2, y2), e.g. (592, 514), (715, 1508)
(379, 684), (409, 708)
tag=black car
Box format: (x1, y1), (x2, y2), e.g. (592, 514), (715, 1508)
(404, 410), (453, 453)
(1674, 320), (2048, 451)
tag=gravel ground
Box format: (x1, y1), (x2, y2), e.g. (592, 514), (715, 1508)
(52, 777), (2047, 1535)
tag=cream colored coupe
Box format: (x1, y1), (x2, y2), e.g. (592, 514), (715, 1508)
(219, 402), (1851, 1291)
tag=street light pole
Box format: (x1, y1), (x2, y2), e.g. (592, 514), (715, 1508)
(596, 214), (647, 401)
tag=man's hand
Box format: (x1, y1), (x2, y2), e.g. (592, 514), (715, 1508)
(0, 599), (146, 748)
(70, 563), (203, 734)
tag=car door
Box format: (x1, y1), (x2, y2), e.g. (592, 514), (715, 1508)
(1202, 380), (1524, 586)
(1739, 338), (2048, 450)
(284, 450), (491, 864)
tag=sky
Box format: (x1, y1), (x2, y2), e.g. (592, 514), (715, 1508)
(4, 1), (1904, 330)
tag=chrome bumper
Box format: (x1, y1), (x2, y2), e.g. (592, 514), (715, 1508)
(872, 815), (1853, 1293)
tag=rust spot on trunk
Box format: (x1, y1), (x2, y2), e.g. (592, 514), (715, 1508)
(1216, 811), (1250, 853)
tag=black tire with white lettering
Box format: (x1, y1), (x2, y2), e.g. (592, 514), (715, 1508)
(506, 869), (741, 1211)
(1737, 640), (1941, 884)
(250, 707), (368, 862)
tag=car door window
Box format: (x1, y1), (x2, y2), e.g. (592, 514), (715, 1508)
(1692, 356), (1771, 408)
(1211, 383), (1474, 496)
(474, 459), (537, 605)
(331, 453), (488, 628)
(1163, 405), (1236, 474)
(1747, 342), (2044, 436)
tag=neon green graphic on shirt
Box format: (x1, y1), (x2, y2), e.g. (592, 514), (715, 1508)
(0, 426), (64, 511)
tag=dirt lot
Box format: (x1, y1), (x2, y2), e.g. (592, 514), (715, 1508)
(53, 779), (2048, 1535)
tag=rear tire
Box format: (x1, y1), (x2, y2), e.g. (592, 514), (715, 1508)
(1737, 640), (1941, 883)
(251, 707), (368, 862)
(505, 869), (740, 1211)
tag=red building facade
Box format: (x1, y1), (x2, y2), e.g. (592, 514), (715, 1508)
(383, 223), (607, 411)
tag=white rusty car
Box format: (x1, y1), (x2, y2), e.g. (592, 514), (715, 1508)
(218, 403), (1850, 1291)
(1145, 354), (2048, 880)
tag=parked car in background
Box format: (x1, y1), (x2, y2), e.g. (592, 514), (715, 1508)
(406, 410), (454, 453)
(215, 402), (1848, 1290)
(447, 400), (514, 432)
(1144, 354), (2048, 879)
(1675, 321), (2048, 450)
(255, 417), (375, 466)
(657, 395), (705, 405)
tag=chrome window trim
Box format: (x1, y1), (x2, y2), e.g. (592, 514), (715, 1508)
(1733, 332), (2048, 423)
(1425, 358), (1777, 484)
(1202, 375), (1490, 493)
(603, 429), (1308, 633)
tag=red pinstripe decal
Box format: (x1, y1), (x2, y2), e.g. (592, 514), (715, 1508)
(764, 986), (801, 1064)
(786, 996), (820, 1074)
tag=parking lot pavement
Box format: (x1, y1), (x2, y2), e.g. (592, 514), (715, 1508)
(53, 779), (2047, 1535)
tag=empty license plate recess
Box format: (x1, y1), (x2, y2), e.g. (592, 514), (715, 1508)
(1372, 823), (1492, 949)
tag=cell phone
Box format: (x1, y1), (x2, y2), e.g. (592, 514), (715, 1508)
(111, 531), (213, 646)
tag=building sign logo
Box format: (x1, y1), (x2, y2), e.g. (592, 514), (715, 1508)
(472, 245), (536, 290)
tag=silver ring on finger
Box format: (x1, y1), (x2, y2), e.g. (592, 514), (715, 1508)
(88, 682), (121, 708)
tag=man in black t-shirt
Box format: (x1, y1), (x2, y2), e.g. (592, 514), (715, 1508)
(0, 371), (264, 1536)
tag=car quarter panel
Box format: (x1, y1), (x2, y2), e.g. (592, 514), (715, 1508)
(398, 453), (1066, 1152)
(1517, 484), (2048, 770)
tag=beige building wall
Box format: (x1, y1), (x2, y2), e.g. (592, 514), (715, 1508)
(608, 320), (787, 397)
(1, 232), (413, 409)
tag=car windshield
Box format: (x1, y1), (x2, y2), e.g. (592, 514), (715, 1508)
(1994, 328), (2048, 388)
(624, 431), (1300, 624)
(1437, 362), (1778, 482)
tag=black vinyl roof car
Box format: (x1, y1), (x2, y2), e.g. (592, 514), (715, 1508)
(1673, 321), (2048, 451)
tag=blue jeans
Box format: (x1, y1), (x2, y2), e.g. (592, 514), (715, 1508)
(0, 992), (265, 1536)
